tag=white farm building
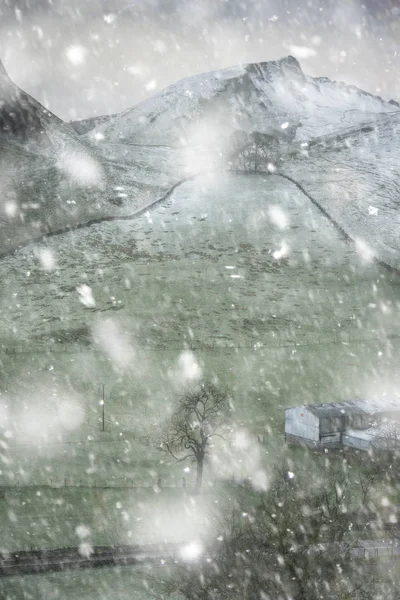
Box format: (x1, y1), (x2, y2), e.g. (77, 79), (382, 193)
(285, 399), (400, 451)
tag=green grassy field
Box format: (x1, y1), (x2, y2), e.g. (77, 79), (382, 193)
(0, 563), (182, 600)
(1, 174), (400, 554)
(1, 484), (227, 551)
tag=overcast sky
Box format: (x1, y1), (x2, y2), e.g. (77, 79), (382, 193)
(0, 0), (399, 120)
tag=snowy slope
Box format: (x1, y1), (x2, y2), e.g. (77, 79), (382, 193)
(281, 111), (400, 270)
(1, 56), (399, 272)
(90, 50), (400, 270)
(91, 56), (399, 146)
(0, 59), (82, 155)
(0, 59), (56, 148)
(0, 61), (171, 254)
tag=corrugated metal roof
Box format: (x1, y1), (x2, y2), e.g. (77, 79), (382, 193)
(343, 428), (379, 442)
(344, 421), (400, 446)
(305, 398), (400, 418)
(307, 402), (365, 418)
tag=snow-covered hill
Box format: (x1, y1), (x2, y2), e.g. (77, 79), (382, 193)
(90, 56), (399, 147)
(0, 59), (83, 154)
(0, 61), (127, 253)
(281, 111), (400, 270)
(0, 55), (399, 273)
(0, 59), (57, 148)
(88, 51), (400, 269)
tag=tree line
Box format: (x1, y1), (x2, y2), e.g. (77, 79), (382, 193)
(224, 124), (299, 173)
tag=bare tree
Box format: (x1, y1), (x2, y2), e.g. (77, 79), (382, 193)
(249, 132), (273, 173)
(227, 125), (299, 173)
(362, 421), (400, 512)
(373, 421), (400, 457)
(160, 382), (230, 491)
(225, 130), (249, 172)
(156, 462), (382, 600)
(227, 131), (276, 173)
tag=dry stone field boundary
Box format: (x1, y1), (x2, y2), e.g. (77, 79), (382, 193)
(1, 328), (399, 357)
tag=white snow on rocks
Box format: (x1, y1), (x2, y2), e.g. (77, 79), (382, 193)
(91, 56), (398, 146)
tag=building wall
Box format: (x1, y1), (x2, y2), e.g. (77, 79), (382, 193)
(286, 403), (400, 450)
(285, 406), (319, 427)
(345, 414), (372, 430)
(320, 433), (341, 445)
(342, 433), (370, 452)
(285, 433), (319, 448)
(320, 416), (344, 434)
(285, 407), (319, 441)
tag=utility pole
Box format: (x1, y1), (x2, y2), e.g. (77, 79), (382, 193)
(101, 383), (105, 432)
